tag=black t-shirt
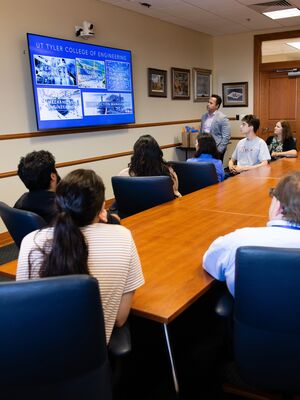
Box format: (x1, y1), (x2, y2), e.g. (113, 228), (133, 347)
(14, 190), (56, 224)
(266, 136), (297, 152)
(14, 190), (120, 225)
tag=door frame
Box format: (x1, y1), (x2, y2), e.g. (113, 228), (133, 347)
(254, 29), (300, 118)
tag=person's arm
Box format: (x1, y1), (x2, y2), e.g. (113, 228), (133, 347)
(168, 166), (181, 197)
(115, 291), (135, 327)
(218, 116), (231, 153)
(228, 141), (239, 173)
(233, 160), (269, 173)
(16, 231), (38, 280)
(203, 231), (237, 296)
(272, 138), (297, 158)
(216, 160), (225, 182)
(271, 149), (297, 157)
(228, 158), (237, 173)
(115, 233), (144, 327)
(199, 113), (205, 133)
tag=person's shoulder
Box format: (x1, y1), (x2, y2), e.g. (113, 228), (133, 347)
(118, 167), (130, 176)
(14, 192), (28, 208)
(222, 226), (268, 245)
(216, 110), (228, 119)
(22, 226), (52, 246)
(266, 135), (274, 144)
(237, 137), (247, 145)
(215, 158), (223, 165)
(84, 223), (132, 239)
(257, 136), (269, 148)
(285, 136), (296, 144)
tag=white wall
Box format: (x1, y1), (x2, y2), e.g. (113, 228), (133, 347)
(213, 32), (254, 137)
(0, 0), (213, 232)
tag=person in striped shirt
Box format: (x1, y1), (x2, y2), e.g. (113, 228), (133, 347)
(17, 169), (144, 343)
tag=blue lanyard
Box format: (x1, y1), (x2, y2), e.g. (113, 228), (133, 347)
(272, 225), (300, 231)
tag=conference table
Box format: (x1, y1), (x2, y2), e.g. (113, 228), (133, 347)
(121, 157), (300, 394)
(1, 157), (300, 395)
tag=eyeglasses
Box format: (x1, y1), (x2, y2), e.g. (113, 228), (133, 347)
(269, 187), (276, 198)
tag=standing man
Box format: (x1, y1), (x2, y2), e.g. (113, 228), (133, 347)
(200, 94), (231, 160)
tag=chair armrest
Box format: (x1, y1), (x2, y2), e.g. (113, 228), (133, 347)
(108, 322), (131, 357)
(215, 290), (234, 318)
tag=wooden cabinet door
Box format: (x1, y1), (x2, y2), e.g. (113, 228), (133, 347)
(259, 71), (300, 145)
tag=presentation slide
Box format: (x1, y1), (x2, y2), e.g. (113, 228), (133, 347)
(27, 33), (135, 130)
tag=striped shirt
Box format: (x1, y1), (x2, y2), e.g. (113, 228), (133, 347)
(17, 223), (145, 343)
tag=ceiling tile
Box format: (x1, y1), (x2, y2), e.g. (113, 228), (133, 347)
(99, 0), (300, 35)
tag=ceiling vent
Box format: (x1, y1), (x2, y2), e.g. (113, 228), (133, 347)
(248, 0), (294, 13)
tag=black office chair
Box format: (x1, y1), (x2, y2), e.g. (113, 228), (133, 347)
(223, 246), (300, 399)
(170, 161), (218, 195)
(0, 275), (112, 400)
(0, 201), (46, 248)
(111, 176), (174, 218)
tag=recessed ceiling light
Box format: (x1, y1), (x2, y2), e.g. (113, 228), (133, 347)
(286, 41), (300, 50)
(263, 8), (300, 19)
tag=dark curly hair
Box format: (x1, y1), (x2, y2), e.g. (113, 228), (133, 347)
(17, 150), (58, 191)
(128, 135), (171, 177)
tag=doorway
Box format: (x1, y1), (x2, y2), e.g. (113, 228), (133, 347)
(254, 30), (300, 144)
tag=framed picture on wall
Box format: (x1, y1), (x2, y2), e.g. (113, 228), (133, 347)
(171, 67), (190, 100)
(222, 82), (248, 107)
(193, 68), (212, 102)
(148, 68), (167, 97)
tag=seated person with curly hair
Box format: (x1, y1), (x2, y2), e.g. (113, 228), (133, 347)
(14, 150), (60, 224)
(119, 134), (181, 197)
(15, 150), (119, 224)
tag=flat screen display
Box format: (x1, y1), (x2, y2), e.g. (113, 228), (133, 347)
(27, 33), (135, 130)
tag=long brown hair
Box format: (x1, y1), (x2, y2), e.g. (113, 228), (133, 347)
(280, 120), (294, 142)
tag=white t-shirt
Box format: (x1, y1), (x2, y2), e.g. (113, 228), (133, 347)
(232, 136), (271, 166)
(17, 223), (145, 343)
(203, 219), (300, 296)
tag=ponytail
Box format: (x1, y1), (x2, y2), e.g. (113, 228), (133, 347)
(28, 169), (105, 279)
(39, 212), (89, 277)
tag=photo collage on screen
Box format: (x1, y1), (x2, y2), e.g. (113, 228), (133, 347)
(34, 54), (133, 121)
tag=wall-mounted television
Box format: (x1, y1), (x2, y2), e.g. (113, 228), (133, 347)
(27, 33), (135, 131)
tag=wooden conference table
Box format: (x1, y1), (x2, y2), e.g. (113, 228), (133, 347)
(121, 157), (300, 394)
(1, 157), (300, 394)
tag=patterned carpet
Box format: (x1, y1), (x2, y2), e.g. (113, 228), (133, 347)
(0, 243), (19, 265)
